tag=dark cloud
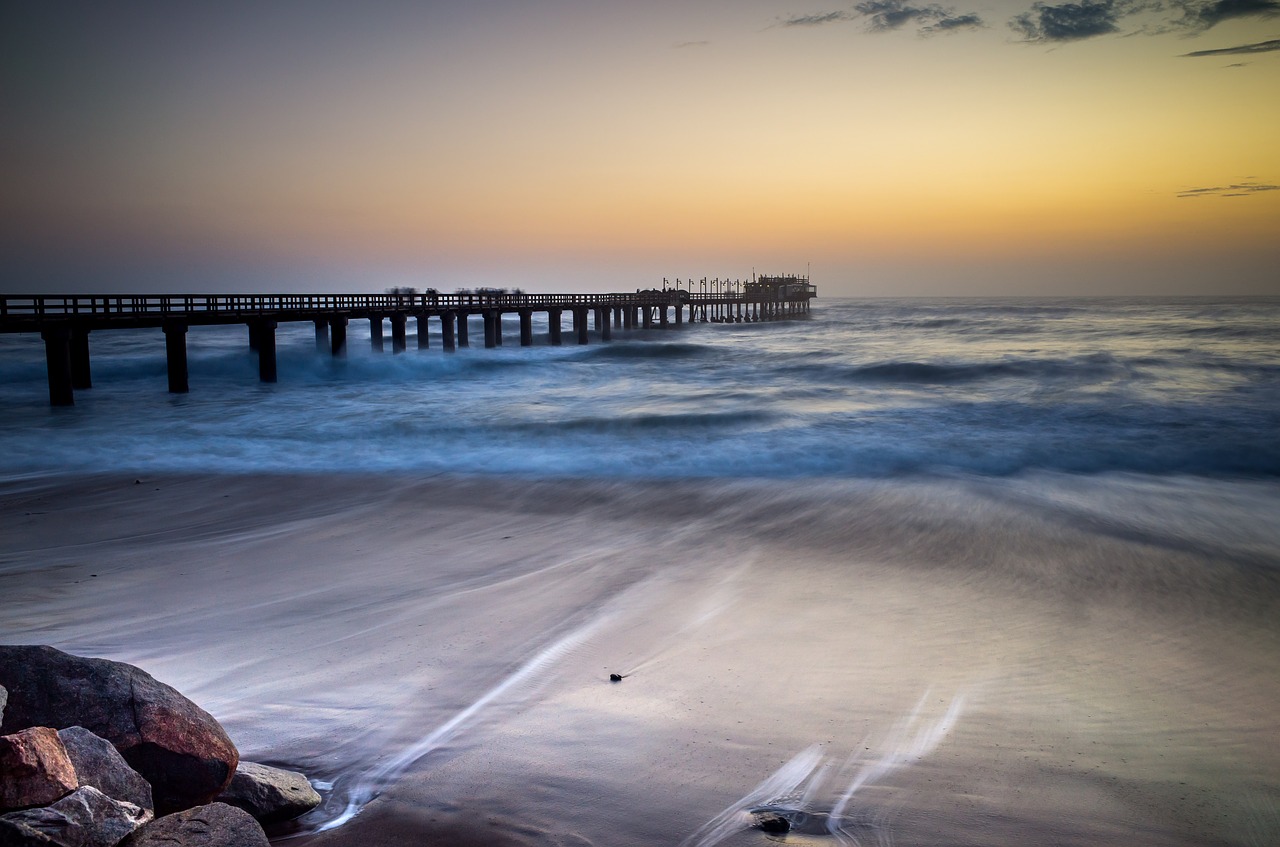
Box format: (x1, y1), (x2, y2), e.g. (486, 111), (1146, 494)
(1010, 1), (1122, 41)
(1182, 37), (1280, 55)
(1179, 0), (1280, 28)
(923, 12), (986, 32)
(854, 0), (948, 31)
(1177, 182), (1279, 197)
(780, 11), (856, 27)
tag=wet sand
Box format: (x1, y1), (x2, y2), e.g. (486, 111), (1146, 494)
(2, 472), (1279, 846)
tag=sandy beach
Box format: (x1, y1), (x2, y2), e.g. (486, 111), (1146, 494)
(3, 471), (1278, 845)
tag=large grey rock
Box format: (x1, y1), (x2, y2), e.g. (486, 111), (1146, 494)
(57, 728), (152, 813)
(216, 761), (320, 824)
(0, 727), (78, 812)
(0, 646), (237, 815)
(0, 785), (150, 847)
(119, 802), (267, 847)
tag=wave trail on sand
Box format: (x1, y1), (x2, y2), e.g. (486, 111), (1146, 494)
(681, 691), (966, 847)
(310, 603), (619, 833)
(826, 691), (966, 841)
(679, 745), (827, 847)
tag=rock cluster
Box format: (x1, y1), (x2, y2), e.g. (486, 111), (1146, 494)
(1, 647), (321, 847)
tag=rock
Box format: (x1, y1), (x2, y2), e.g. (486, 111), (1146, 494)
(215, 761), (320, 824)
(1, 685), (7, 725)
(0, 785), (150, 847)
(119, 802), (267, 847)
(0, 646), (238, 815)
(753, 811), (791, 834)
(0, 727), (78, 811)
(608, 674), (622, 682)
(57, 727), (153, 813)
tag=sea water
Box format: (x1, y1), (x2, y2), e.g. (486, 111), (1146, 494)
(2, 297), (1278, 846)
(2, 297), (1278, 478)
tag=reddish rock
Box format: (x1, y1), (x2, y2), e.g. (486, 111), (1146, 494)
(0, 646), (238, 815)
(0, 785), (151, 847)
(0, 727), (78, 811)
(120, 802), (267, 847)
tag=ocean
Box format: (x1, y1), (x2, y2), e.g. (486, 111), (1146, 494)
(2, 296), (1278, 846)
(2, 297), (1278, 478)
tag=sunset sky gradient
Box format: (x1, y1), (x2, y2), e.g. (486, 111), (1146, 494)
(2, 1), (1277, 295)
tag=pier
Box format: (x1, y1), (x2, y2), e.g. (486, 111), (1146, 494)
(0, 276), (815, 405)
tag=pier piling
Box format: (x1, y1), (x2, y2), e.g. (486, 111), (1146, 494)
(314, 320), (329, 353)
(548, 309), (563, 345)
(391, 314), (407, 353)
(519, 310), (533, 346)
(255, 320), (277, 383)
(41, 326), (74, 406)
(329, 318), (347, 357)
(370, 316), (384, 352)
(163, 320), (189, 394)
(417, 314), (430, 349)
(483, 311), (497, 349)
(442, 311), (456, 351)
(70, 327), (91, 390)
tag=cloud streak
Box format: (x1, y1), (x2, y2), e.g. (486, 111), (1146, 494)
(777, 3), (984, 34)
(1181, 37), (1280, 55)
(780, 11), (857, 27)
(1177, 181), (1280, 197)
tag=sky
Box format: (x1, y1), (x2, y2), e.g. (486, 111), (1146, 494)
(1, 0), (1277, 297)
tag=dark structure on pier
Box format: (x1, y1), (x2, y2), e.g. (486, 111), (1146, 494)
(1, 277), (815, 405)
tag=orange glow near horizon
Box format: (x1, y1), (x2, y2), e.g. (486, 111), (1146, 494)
(1, 6), (1276, 294)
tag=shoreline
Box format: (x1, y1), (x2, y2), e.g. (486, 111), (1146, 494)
(4, 471), (1279, 845)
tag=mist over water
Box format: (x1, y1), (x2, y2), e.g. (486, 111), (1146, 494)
(3, 297), (1278, 846)
(2, 297), (1278, 478)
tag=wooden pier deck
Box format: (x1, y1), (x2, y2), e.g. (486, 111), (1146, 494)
(1, 277), (815, 405)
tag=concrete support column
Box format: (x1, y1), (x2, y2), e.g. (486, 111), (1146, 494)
(390, 314), (407, 353)
(41, 325), (75, 406)
(659, 305), (670, 327)
(494, 311), (503, 346)
(483, 310), (497, 349)
(548, 309), (563, 345)
(70, 327), (92, 390)
(254, 319), (277, 383)
(599, 307), (612, 341)
(370, 316), (384, 352)
(442, 311), (456, 351)
(314, 320), (329, 353)
(329, 317), (348, 357)
(417, 313), (430, 349)
(248, 323), (259, 352)
(519, 310), (533, 346)
(642, 307), (652, 329)
(457, 312), (470, 347)
(623, 307), (633, 329)
(162, 320), (189, 394)
(574, 307), (589, 344)
(675, 303), (683, 325)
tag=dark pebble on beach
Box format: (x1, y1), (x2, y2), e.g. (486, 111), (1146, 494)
(609, 674), (622, 682)
(753, 812), (790, 834)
